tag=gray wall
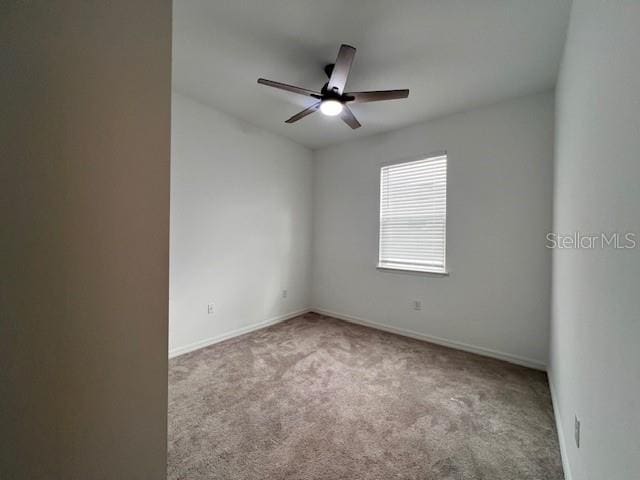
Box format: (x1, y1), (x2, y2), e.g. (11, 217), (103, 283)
(1, 2), (172, 478)
(312, 92), (554, 369)
(169, 92), (313, 356)
(550, 1), (640, 479)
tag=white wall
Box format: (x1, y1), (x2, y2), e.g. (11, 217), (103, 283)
(169, 92), (313, 356)
(1, 2), (171, 478)
(312, 92), (554, 368)
(550, 1), (640, 479)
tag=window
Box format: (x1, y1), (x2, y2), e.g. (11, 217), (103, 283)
(378, 153), (447, 274)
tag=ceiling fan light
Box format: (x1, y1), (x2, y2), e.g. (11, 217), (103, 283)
(320, 99), (343, 116)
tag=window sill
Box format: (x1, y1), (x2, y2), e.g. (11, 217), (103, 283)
(376, 264), (449, 277)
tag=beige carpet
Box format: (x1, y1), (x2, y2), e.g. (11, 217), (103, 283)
(168, 313), (563, 479)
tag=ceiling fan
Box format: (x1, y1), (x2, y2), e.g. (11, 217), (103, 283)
(257, 44), (409, 129)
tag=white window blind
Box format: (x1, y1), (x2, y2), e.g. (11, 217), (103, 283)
(378, 154), (447, 273)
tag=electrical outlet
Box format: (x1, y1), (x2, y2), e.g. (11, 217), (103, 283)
(413, 300), (422, 311)
(281, 289), (288, 299)
(574, 415), (580, 448)
(207, 303), (214, 315)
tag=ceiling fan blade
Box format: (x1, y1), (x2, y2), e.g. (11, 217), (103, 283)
(257, 78), (321, 98)
(346, 89), (410, 103)
(327, 44), (356, 94)
(284, 102), (321, 123)
(340, 105), (361, 129)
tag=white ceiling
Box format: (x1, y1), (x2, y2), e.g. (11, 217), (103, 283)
(173, 0), (570, 149)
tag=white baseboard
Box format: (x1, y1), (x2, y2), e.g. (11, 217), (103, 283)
(548, 371), (572, 480)
(311, 307), (547, 371)
(168, 308), (311, 358)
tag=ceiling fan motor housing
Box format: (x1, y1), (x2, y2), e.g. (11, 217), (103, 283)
(320, 64), (354, 102)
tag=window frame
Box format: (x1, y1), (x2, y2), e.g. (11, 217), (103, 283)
(376, 151), (449, 276)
